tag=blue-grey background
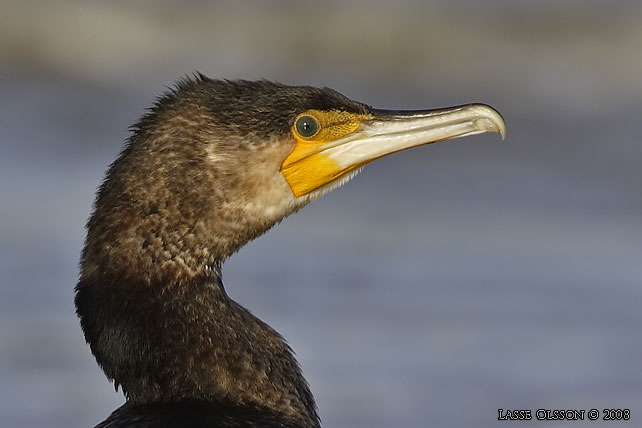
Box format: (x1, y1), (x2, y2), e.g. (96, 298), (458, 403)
(1, 1), (641, 427)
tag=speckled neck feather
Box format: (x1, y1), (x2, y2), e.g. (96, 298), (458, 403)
(75, 76), (371, 428)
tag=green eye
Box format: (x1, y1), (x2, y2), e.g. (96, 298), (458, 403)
(295, 115), (320, 138)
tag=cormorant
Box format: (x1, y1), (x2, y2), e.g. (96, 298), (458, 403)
(75, 76), (505, 428)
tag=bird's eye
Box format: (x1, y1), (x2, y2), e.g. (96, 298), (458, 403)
(295, 115), (320, 138)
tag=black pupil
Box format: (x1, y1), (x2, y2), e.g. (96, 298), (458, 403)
(296, 116), (319, 137)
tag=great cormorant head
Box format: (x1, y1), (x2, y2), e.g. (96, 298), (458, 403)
(76, 76), (506, 418)
(81, 76), (505, 285)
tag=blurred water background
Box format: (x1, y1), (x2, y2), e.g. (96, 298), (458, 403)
(1, 1), (642, 427)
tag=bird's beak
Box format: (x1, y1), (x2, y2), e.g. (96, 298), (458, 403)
(282, 103), (506, 197)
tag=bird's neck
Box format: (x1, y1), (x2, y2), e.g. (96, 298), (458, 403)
(75, 266), (319, 428)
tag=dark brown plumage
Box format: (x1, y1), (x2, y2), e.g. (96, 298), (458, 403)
(76, 77), (372, 428)
(76, 75), (505, 428)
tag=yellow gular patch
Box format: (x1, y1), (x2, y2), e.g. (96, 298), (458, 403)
(281, 110), (373, 197)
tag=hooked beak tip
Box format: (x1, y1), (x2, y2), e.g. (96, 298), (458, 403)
(468, 104), (506, 140)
